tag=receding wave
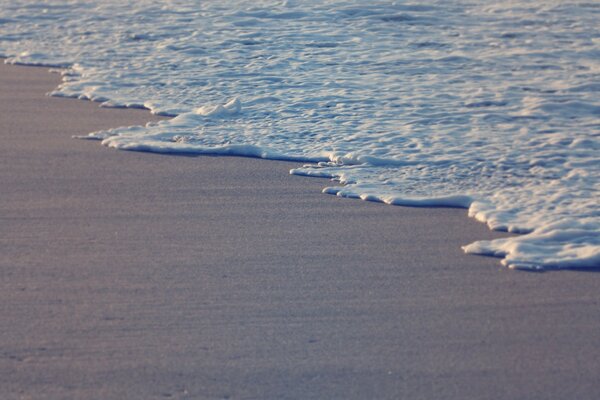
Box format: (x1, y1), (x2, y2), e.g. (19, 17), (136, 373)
(1, 0), (598, 270)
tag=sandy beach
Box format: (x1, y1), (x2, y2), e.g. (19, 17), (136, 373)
(2, 62), (600, 399)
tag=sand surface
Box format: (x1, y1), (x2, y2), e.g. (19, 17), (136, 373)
(1, 62), (600, 399)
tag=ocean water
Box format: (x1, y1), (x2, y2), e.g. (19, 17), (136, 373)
(1, 0), (598, 270)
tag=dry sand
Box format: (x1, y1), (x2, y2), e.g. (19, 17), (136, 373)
(1, 62), (600, 399)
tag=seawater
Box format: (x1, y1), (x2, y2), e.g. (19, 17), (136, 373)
(1, 0), (598, 270)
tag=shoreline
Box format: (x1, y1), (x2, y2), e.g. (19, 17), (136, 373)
(2, 56), (509, 262)
(2, 62), (600, 399)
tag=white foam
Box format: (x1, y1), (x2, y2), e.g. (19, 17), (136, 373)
(1, 0), (598, 270)
(195, 98), (242, 117)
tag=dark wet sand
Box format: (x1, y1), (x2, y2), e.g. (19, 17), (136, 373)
(2, 62), (600, 399)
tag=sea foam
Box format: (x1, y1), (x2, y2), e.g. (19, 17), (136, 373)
(1, 0), (598, 270)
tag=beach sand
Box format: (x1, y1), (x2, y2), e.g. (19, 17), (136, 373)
(2, 62), (600, 399)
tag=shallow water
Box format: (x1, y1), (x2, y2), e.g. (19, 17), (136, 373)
(1, 0), (598, 270)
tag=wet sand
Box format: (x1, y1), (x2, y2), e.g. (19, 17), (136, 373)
(1, 62), (600, 399)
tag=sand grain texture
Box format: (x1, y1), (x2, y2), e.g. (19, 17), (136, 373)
(1, 63), (600, 399)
